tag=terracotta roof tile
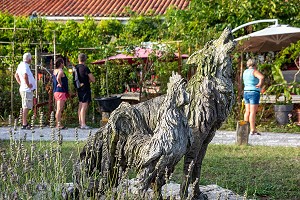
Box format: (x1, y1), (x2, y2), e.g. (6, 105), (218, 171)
(154, 0), (166, 15)
(139, 0), (147, 9)
(113, 1), (125, 15)
(101, 1), (115, 16)
(88, 1), (102, 16)
(0, 0), (189, 18)
(140, 0), (152, 14)
(61, 1), (75, 15)
(106, 1), (120, 16)
(48, 1), (63, 16)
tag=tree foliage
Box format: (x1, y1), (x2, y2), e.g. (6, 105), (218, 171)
(118, 16), (162, 46)
(0, 0), (300, 118)
(163, 0), (300, 50)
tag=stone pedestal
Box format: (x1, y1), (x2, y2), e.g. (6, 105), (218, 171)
(118, 179), (247, 200)
(236, 120), (249, 145)
(62, 181), (246, 200)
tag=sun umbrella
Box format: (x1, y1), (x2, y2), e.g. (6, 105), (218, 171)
(91, 48), (189, 65)
(235, 24), (300, 53)
(91, 53), (136, 65)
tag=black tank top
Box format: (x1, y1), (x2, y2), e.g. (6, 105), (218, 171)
(53, 72), (69, 93)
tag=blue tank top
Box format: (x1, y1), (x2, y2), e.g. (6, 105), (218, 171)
(243, 68), (260, 92)
(53, 72), (69, 93)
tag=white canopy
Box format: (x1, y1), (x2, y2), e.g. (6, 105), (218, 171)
(235, 24), (300, 52)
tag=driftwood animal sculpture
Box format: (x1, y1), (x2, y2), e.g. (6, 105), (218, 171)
(105, 72), (193, 197)
(79, 28), (236, 200)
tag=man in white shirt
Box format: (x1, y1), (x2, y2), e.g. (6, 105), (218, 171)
(15, 53), (37, 129)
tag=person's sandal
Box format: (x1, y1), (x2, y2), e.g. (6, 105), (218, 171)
(80, 125), (91, 130)
(250, 131), (261, 135)
(56, 126), (68, 130)
(21, 124), (31, 130)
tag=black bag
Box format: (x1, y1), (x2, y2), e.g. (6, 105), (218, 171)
(73, 65), (81, 89)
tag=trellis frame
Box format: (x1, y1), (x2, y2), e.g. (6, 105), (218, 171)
(0, 18), (58, 118)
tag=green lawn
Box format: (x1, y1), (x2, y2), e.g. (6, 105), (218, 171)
(0, 140), (299, 199)
(184, 145), (300, 200)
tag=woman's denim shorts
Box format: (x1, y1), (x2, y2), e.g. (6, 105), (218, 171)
(244, 91), (260, 105)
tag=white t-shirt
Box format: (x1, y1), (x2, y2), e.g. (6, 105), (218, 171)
(16, 61), (36, 92)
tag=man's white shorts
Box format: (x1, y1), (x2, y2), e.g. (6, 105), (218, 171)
(20, 91), (33, 109)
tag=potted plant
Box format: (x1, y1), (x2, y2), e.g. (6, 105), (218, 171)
(266, 82), (294, 125)
(264, 46), (300, 125)
(94, 61), (123, 113)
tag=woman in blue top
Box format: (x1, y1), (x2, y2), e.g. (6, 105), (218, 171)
(53, 58), (69, 129)
(243, 58), (264, 135)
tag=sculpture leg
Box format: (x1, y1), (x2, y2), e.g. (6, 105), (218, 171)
(190, 142), (209, 200)
(137, 167), (165, 200)
(180, 133), (202, 199)
(181, 131), (214, 200)
(137, 166), (156, 193)
(154, 177), (165, 200)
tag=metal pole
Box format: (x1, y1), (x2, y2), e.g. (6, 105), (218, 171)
(35, 47), (38, 100)
(11, 21), (15, 117)
(53, 31), (56, 67)
(106, 65), (109, 96)
(177, 41), (182, 75)
(238, 53), (244, 105)
(187, 46), (192, 80)
(51, 31), (56, 117)
(232, 19), (278, 33)
(10, 65), (14, 117)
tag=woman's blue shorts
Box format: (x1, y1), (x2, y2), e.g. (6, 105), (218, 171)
(244, 91), (260, 105)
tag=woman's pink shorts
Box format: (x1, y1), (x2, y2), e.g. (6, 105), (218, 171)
(54, 92), (68, 101)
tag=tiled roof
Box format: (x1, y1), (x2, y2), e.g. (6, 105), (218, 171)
(0, 0), (190, 17)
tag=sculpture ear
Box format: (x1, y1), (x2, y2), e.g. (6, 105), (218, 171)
(176, 83), (189, 107)
(186, 50), (201, 65)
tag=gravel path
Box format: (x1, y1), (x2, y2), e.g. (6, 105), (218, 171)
(1, 126), (299, 147)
